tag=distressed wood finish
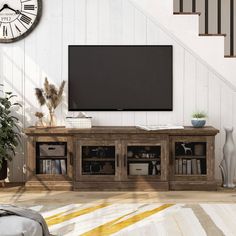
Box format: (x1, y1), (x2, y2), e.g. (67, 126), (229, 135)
(170, 135), (217, 190)
(25, 135), (73, 190)
(25, 126), (218, 191)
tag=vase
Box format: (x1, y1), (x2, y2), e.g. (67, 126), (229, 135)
(49, 111), (57, 127)
(219, 127), (236, 188)
(35, 118), (46, 127)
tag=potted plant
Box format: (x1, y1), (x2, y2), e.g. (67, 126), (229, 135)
(0, 84), (21, 180)
(191, 111), (207, 128)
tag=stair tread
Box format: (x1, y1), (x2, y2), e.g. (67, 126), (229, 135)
(173, 12), (201, 15)
(199, 33), (226, 37)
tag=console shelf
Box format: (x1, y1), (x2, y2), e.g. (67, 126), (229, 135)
(25, 126), (219, 191)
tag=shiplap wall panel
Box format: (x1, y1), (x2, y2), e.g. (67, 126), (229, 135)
(195, 61), (209, 113)
(122, 0), (135, 126)
(172, 43), (185, 125)
(99, 0), (111, 44)
(11, 44), (25, 182)
(133, 9), (147, 126)
(62, 0), (75, 122)
(87, 0), (99, 44)
(146, 20), (160, 125)
(74, 0), (87, 44)
(208, 73), (222, 179)
(183, 51), (196, 125)
(2, 46), (15, 182)
(1, 0), (235, 181)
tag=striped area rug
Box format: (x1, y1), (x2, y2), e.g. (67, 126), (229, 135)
(33, 203), (236, 235)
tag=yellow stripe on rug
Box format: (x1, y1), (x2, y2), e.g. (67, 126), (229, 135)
(81, 204), (174, 236)
(46, 203), (110, 226)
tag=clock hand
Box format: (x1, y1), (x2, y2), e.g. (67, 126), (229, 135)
(0, 4), (20, 14)
(0, 5), (6, 13)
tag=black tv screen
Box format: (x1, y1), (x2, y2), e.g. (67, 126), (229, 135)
(69, 45), (173, 111)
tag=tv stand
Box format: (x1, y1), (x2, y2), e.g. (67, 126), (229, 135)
(25, 126), (219, 191)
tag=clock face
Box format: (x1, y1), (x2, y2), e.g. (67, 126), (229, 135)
(0, 0), (42, 43)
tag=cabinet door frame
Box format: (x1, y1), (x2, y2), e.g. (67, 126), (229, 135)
(76, 140), (121, 182)
(170, 135), (215, 181)
(27, 136), (73, 181)
(121, 138), (168, 181)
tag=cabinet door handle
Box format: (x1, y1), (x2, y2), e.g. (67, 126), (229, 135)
(116, 154), (119, 167)
(69, 152), (73, 166)
(124, 154), (127, 167)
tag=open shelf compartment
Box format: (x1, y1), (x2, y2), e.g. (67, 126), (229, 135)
(174, 142), (207, 176)
(36, 142), (67, 175)
(127, 145), (161, 176)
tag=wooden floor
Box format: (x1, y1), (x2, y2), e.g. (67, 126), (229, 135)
(1, 189), (236, 235)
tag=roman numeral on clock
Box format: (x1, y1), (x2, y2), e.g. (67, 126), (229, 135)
(15, 24), (21, 33)
(3, 26), (7, 37)
(24, 5), (35, 11)
(20, 14), (32, 25)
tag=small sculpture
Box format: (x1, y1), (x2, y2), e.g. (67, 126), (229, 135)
(181, 143), (192, 155)
(152, 161), (157, 175)
(220, 127), (236, 188)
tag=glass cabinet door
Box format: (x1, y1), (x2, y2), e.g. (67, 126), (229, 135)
(123, 142), (162, 180)
(82, 146), (116, 175)
(76, 141), (120, 181)
(174, 142), (207, 176)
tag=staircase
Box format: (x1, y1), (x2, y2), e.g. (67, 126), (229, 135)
(129, 0), (236, 88)
(174, 0), (235, 57)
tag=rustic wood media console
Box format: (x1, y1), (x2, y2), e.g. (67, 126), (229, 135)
(24, 126), (219, 191)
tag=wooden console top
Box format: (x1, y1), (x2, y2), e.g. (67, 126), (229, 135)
(25, 126), (219, 136)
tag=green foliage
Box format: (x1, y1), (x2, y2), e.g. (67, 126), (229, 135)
(192, 111), (207, 119)
(0, 85), (21, 170)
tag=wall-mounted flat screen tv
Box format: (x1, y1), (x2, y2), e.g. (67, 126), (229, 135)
(69, 45), (173, 111)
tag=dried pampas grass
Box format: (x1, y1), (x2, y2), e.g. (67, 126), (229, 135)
(35, 77), (66, 113)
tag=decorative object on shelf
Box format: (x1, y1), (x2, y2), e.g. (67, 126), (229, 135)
(0, 0), (42, 43)
(191, 111), (207, 128)
(35, 112), (46, 127)
(151, 161), (157, 175)
(127, 151), (133, 158)
(101, 162), (114, 174)
(66, 112), (92, 128)
(194, 143), (205, 156)
(0, 85), (21, 180)
(90, 162), (101, 173)
(35, 78), (66, 127)
(219, 127), (236, 188)
(181, 143), (192, 155)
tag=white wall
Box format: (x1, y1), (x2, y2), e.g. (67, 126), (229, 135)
(0, 0), (235, 182)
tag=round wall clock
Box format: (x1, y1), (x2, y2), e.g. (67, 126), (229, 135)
(0, 0), (42, 43)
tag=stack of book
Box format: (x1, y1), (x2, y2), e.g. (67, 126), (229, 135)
(175, 158), (202, 175)
(39, 159), (67, 174)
